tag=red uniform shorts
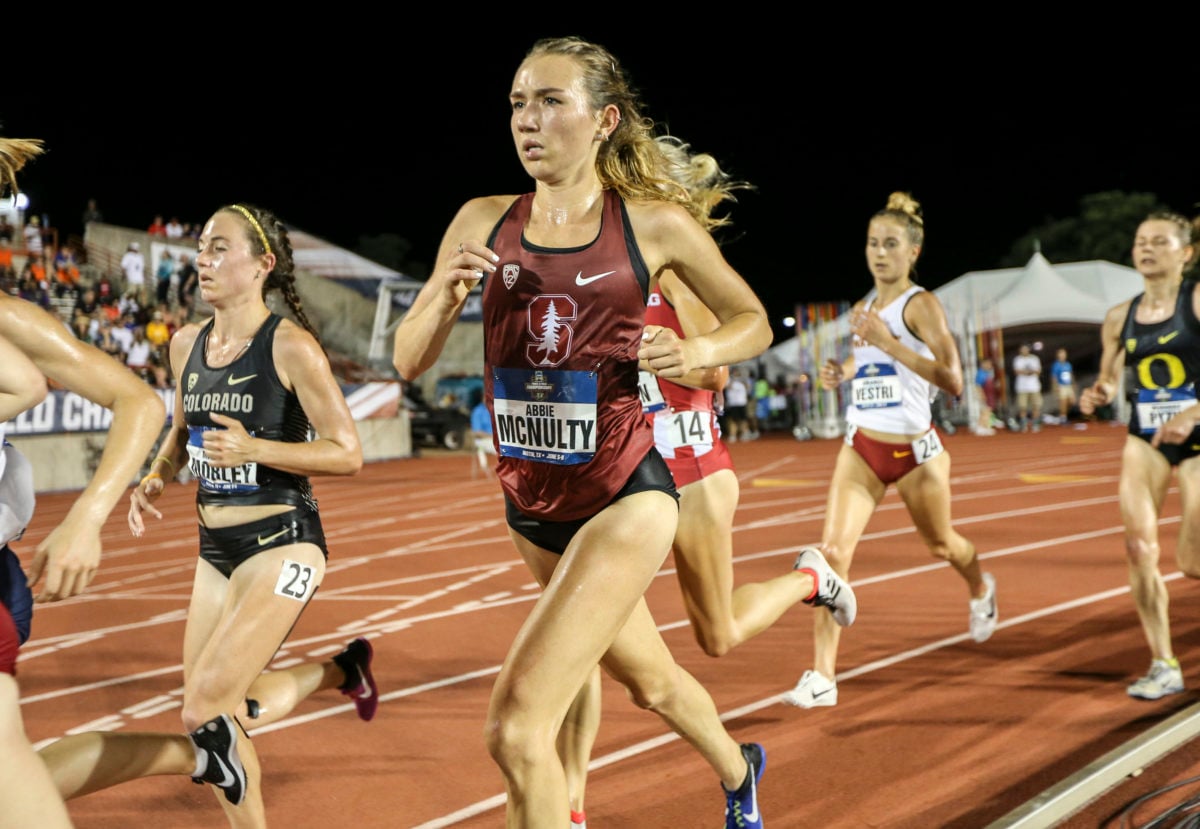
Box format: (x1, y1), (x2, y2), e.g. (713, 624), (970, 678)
(663, 439), (735, 489)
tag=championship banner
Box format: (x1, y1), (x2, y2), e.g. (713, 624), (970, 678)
(4, 383), (402, 435)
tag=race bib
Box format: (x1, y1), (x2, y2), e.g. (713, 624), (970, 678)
(911, 426), (944, 464)
(1136, 387), (1199, 435)
(638, 370), (667, 413)
(492, 368), (598, 464)
(851, 363), (902, 409)
(661, 409), (713, 450)
(187, 426), (259, 494)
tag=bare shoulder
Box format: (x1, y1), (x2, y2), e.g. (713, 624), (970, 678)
(908, 289), (949, 318)
(623, 198), (696, 237)
(273, 318), (326, 362)
(456, 194), (522, 230)
(1104, 298), (1134, 326)
(168, 319), (205, 361)
(623, 199), (717, 276)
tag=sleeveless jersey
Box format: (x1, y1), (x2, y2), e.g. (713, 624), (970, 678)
(1120, 281), (1200, 438)
(482, 189), (653, 521)
(180, 313), (316, 509)
(846, 285), (935, 435)
(639, 284), (721, 461)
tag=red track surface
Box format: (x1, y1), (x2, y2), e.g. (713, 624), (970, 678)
(15, 423), (1200, 828)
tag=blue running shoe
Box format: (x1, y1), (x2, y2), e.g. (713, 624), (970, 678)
(723, 742), (765, 829)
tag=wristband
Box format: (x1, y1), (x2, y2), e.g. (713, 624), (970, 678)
(153, 455), (176, 473)
(139, 472), (162, 488)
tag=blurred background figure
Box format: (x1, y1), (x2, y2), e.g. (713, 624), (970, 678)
(470, 398), (494, 479)
(1011, 343), (1043, 432)
(1051, 348), (1077, 424)
(973, 357), (998, 436)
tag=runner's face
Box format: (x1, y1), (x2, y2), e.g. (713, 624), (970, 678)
(510, 54), (599, 182)
(1132, 219), (1190, 279)
(865, 218), (918, 283)
(195, 213), (263, 302)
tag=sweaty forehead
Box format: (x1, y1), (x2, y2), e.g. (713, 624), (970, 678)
(200, 212), (245, 243)
(868, 217), (907, 238)
(1137, 220), (1178, 240)
(512, 54), (584, 97)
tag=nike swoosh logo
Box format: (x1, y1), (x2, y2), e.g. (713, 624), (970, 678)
(210, 753), (235, 787)
(812, 686), (834, 698)
(227, 374), (257, 386)
(1159, 331), (1180, 344)
(744, 775), (759, 823)
(355, 677), (373, 699)
(892, 450), (912, 458)
(257, 527), (292, 546)
(574, 270), (617, 286)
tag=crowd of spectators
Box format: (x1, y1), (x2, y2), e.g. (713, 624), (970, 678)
(0, 212), (201, 393)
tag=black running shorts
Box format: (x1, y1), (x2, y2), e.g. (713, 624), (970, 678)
(198, 507), (328, 578)
(505, 448), (679, 554)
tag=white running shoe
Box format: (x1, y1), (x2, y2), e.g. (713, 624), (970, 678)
(795, 547), (857, 627)
(969, 572), (998, 642)
(1127, 659), (1184, 700)
(782, 669), (838, 708)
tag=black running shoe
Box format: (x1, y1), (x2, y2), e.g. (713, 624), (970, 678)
(190, 713), (247, 805)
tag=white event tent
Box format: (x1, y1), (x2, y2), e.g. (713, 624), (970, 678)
(757, 252), (1144, 435)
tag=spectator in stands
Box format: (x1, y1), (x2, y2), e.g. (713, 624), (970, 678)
(75, 287), (99, 318)
(117, 290), (148, 328)
(145, 308), (171, 351)
(165, 216), (184, 238)
(94, 271), (116, 306)
(147, 347), (172, 389)
(120, 241), (145, 295)
(70, 305), (92, 341)
(18, 258), (47, 297)
(147, 214), (167, 236)
(81, 197), (103, 229)
(0, 215), (13, 243)
(17, 272), (50, 310)
(124, 325), (152, 378)
(93, 318), (124, 359)
(177, 252), (198, 315)
(109, 310), (134, 355)
(0, 239), (13, 282)
(52, 248), (81, 298)
(21, 215), (42, 257)
(155, 250), (175, 306)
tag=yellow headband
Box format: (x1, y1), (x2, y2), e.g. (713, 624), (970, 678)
(229, 204), (272, 257)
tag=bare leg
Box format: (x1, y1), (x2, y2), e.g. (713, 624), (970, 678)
(812, 445), (883, 679)
(673, 469), (815, 656)
(560, 666), (601, 819)
(41, 730), (196, 800)
(486, 492), (748, 826)
(180, 548), (327, 828)
(1118, 439), (1174, 661)
(0, 674), (74, 829)
(896, 451), (984, 599)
